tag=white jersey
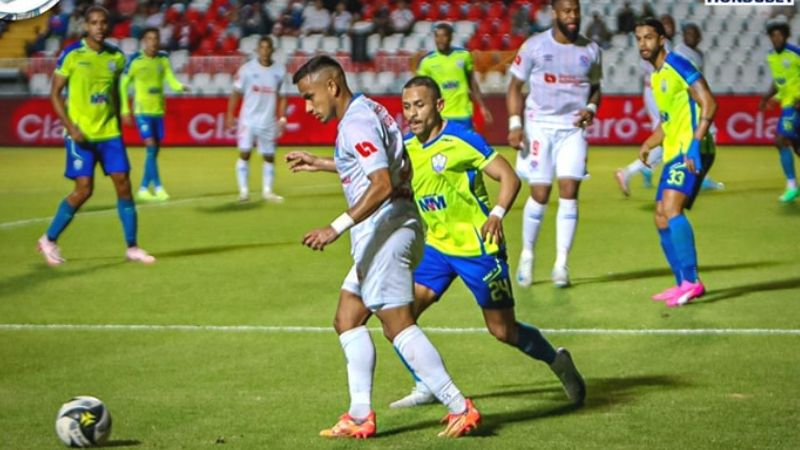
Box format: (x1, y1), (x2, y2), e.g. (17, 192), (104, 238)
(510, 30), (602, 128)
(233, 59), (287, 129)
(334, 95), (417, 254)
(673, 43), (703, 71)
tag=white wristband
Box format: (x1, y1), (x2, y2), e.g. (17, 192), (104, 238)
(278, 116), (287, 124)
(508, 115), (522, 131)
(330, 213), (355, 235)
(490, 205), (506, 219)
(585, 103), (598, 115)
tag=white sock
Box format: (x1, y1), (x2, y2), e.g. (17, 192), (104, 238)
(788, 179), (798, 189)
(555, 198), (578, 268)
(647, 146), (664, 167)
(339, 326), (374, 420)
(393, 325), (466, 414)
(624, 159), (646, 177)
(522, 197), (547, 254)
(236, 158), (249, 193)
(262, 161), (274, 193)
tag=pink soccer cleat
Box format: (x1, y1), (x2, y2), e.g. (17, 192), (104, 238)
(614, 169), (630, 197)
(651, 285), (682, 301)
(37, 235), (65, 266)
(125, 247), (156, 264)
(666, 280), (705, 308)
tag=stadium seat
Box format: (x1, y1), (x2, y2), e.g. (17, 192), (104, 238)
(297, 33), (322, 55)
(29, 73), (50, 95)
(191, 73), (213, 95)
(454, 20), (476, 37)
(376, 71), (396, 93)
(359, 71), (378, 93)
(211, 73), (233, 95)
(321, 36), (339, 55)
(238, 35), (259, 55)
(380, 34), (403, 55)
(278, 35), (299, 54)
(412, 21), (434, 35)
(169, 50), (189, 73)
(399, 34), (422, 54)
(366, 33), (381, 58)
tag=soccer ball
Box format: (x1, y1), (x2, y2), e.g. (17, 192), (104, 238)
(54, 396), (112, 447)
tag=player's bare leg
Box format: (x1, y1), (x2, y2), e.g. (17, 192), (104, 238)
(110, 172), (155, 264)
(518, 184), (551, 287)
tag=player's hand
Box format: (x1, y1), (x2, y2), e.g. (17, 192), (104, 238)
(573, 109), (595, 128)
(182, 85), (191, 93)
(286, 151), (321, 172)
(508, 128), (524, 150)
(685, 138), (702, 174)
(66, 124), (86, 144)
(302, 226), (340, 251)
(277, 117), (287, 138)
(639, 144), (651, 167)
(122, 114), (134, 127)
(225, 115), (236, 131)
(480, 216), (504, 245)
(482, 107), (494, 126)
(758, 96), (769, 111)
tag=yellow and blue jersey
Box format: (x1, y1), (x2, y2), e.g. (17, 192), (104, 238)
(404, 121), (499, 257)
(120, 51), (184, 117)
(766, 44), (800, 108)
(54, 39), (126, 141)
(651, 52), (711, 162)
(417, 48), (474, 120)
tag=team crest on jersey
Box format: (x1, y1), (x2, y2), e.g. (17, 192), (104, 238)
(108, 61), (117, 73)
(456, 60), (464, 68)
(432, 153), (447, 173)
(783, 59), (791, 68)
(579, 55), (590, 67)
(660, 78), (667, 92)
(73, 159), (83, 170)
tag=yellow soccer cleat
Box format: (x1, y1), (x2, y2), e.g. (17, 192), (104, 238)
(438, 398), (480, 438)
(319, 411), (376, 439)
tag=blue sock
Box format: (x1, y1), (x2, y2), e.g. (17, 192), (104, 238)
(46, 198), (77, 242)
(146, 145), (162, 188)
(668, 215), (698, 283)
(117, 198), (137, 247)
(658, 227), (683, 285)
(392, 345), (423, 384)
(779, 147), (796, 182)
(516, 322), (557, 364)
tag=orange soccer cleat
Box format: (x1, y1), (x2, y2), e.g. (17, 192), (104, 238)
(319, 411), (376, 439)
(438, 398), (481, 438)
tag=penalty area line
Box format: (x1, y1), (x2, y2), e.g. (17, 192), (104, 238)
(1, 324), (799, 335)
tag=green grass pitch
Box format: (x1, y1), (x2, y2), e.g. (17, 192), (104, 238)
(1, 146), (799, 449)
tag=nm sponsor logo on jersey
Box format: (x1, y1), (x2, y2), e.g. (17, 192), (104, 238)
(417, 194), (447, 212)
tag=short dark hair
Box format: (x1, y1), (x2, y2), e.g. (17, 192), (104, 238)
(292, 55), (345, 85)
(767, 22), (790, 38)
(433, 22), (453, 35)
(681, 22), (700, 34)
(84, 5), (109, 20)
(635, 17), (666, 37)
(259, 35), (274, 47)
(141, 27), (159, 39)
(403, 76), (442, 100)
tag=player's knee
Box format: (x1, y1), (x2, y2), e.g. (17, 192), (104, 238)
(72, 186), (93, 203)
(776, 135), (790, 148)
(239, 152), (251, 161)
(488, 322), (515, 344)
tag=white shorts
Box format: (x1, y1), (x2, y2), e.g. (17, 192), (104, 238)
(340, 216), (424, 312)
(237, 123), (276, 155)
(516, 123), (587, 185)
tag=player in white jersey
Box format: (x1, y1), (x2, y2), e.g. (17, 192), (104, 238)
(615, 19), (724, 195)
(507, 0), (602, 288)
(226, 36), (287, 202)
(285, 56), (480, 439)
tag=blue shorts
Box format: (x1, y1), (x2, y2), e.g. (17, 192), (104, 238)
(135, 115), (165, 141)
(655, 152), (714, 209)
(445, 118), (474, 130)
(413, 245), (515, 309)
(64, 137), (130, 179)
(777, 107), (800, 140)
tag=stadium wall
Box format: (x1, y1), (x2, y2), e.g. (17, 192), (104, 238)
(0, 96), (782, 147)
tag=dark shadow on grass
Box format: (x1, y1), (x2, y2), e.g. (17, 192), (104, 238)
(196, 201), (265, 213)
(155, 241), (297, 258)
(779, 202), (800, 216)
(378, 375), (685, 438)
(573, 260), (785, 286)
(0, 261), (125, 298)
(102, 439), (142, 447)
(696, 277), (800, 305)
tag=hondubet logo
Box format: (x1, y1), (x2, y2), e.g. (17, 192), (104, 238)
(705, 0), (794, 5)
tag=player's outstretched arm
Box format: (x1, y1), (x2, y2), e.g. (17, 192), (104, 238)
(469, 70), (493, 126)
(285, 151), (337, 173)
(480, 155), (521, 245)
(507, 76), (525, 150)
(225, 90), (242, 131)
(50, 74), (84, 143)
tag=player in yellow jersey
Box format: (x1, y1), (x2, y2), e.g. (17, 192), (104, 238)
(120, 27), (188, 202)
(37, 5), (155, 265)
(635, 18), (717, 307)
(417, 22), (492, 129)
(388, 76), (585, 409)
(759, 21), (800, 203)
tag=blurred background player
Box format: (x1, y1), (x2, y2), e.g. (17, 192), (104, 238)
(417, 22), (492, 130)
(226, 35), (287, 203)
(120, 27), (189, 203)
(760, 20), (800, 203)
(389, 75), (585, 409)
(616, 19), (724, 195)
(38, 6), (155, 266)
(507, 0), (602, 288)
(285, 56), (479, 439)
(635, 18), (717, 307)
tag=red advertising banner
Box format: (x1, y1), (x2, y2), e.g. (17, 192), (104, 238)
(0, 95), (782, 147)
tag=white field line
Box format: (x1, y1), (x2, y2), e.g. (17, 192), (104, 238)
(1, 323), (799, 335)
(0, 183), (340, 230)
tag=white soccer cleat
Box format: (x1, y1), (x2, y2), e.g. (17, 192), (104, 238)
(37, 235), (65, 266)
(125, 246), (156, 264)
(516, 252), (533, 287)
(549, 348), (586, 405)
(238, 189), (249, 202)
(389, 386), (436, 409)
(551, 265), (570, 288)
(262, 190), (285, 203)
